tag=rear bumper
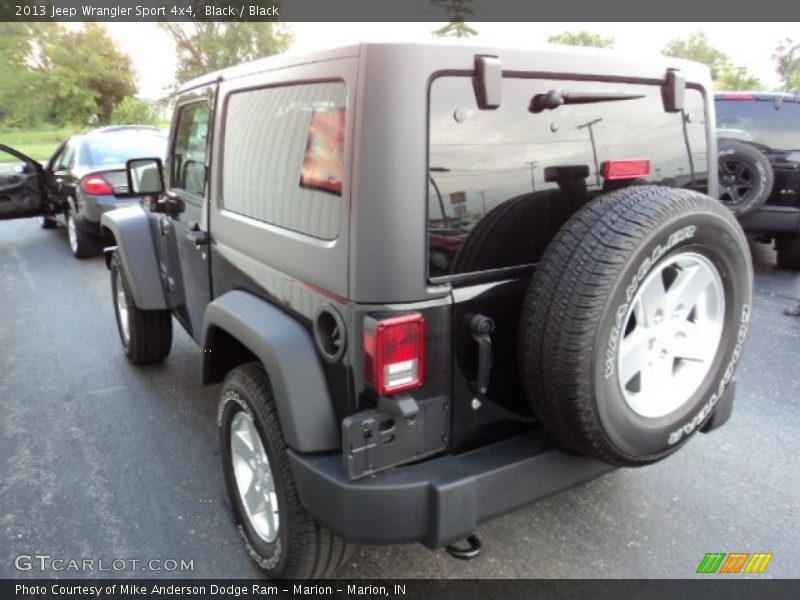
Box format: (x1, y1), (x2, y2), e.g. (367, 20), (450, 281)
(289, 429), (614, 548)
(289, 382), (736, 549)
(740, 204), (800, 234)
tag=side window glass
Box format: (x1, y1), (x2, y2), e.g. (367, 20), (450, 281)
(55, 144), (75, 171)
(171, 101), (210, 196)
(222, 81), (346, 240)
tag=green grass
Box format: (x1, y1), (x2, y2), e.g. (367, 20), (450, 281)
(0, 125), (78, 162)
(0, 122), (172, 163)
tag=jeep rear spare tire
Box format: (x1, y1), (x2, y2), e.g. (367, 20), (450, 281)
(520, 186), (752, 466)
(717, 139), (774, 217)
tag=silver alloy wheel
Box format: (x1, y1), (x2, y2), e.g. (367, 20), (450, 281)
(617, 252), (725, 418)
(230, 411), (279, 543)
(114, 269), (130, 344)
(67, 213), (78, 254)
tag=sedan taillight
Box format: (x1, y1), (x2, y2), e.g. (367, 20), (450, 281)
(80, 173), (114, 196)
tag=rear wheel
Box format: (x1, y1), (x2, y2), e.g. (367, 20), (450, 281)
(66, 209), (96, 258)
(520, 186), (753, 466)
(110, 251), (172, 365)
(776, 235), (800, 270)
(219, 363), (350, 579)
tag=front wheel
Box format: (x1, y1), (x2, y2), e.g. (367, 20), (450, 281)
(219, 363), (349, 579)
(110, 251), (172, 365)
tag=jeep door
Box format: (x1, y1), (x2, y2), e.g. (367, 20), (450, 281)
(0, 145), (47, 220)
(164, 90), (214, 340)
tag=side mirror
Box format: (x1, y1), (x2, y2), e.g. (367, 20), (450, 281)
(12, 162), (31, 175)
(127, 157), (164, 196)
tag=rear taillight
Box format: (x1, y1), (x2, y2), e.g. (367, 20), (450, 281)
(364, 313), (426, 395)
(603, 159), (651, 181)
(80, 173), (113, 196)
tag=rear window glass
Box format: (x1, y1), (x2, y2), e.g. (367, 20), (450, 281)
(427, 76), (708, 278)
(80, 133), (167, 168)
(715, 98), (800, 151)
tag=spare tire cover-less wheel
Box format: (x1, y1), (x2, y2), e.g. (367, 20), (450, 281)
(520, 186), (753, 466)
(717, 139), (774, 217)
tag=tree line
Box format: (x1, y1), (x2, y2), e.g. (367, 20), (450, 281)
(0, 23), (797, 131)
(547, 29), (799, 92)
(0, 22), (291, 130)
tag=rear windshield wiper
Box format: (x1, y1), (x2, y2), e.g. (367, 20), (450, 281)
(529, 89), (646, 113)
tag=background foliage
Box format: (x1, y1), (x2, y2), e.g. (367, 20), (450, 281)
(1, 21), (797, 141)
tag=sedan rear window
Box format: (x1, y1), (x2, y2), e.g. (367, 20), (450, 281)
(80, 133), (168, 168)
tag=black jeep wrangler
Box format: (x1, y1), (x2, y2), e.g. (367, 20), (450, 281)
(99, 43), (752, 578)
(715, 91), (800, 269)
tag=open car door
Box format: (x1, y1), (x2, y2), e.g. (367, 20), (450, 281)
(0, 144), (48, 221)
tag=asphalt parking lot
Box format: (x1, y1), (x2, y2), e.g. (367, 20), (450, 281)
(1, 217), (799, 579)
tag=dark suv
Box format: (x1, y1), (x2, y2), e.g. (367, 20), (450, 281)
(91, 44), (751, 578)
(715, 92), (800, 268)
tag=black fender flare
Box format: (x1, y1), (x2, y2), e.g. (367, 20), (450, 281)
(202, 290), (339, 453)
(100, 205), (168, 310)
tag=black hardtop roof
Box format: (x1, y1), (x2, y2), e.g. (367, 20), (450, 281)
(178, 41), (711, 93)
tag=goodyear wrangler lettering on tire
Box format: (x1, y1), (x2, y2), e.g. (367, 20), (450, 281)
(605, 224), (697, 379)
(520, 186), (753, 466)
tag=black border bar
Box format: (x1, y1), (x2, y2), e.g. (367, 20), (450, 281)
(2, 0), (797, 22)
(3, 579), (800, 600)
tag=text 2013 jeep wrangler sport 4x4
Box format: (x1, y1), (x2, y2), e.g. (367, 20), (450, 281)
(99, 43), (752, 578)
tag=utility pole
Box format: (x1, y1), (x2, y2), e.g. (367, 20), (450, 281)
(576, 118), (602, 187)
(526, 161), (538, 192)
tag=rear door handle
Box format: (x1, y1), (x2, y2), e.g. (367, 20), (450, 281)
(468, 314), (495, 395)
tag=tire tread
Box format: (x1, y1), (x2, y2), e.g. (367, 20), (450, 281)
(520, 185), (746, 465)
(223, 363), (348, 579)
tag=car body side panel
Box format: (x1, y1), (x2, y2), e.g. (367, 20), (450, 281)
(100, 204), (170, 310)
(202, 290), (339, 453)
